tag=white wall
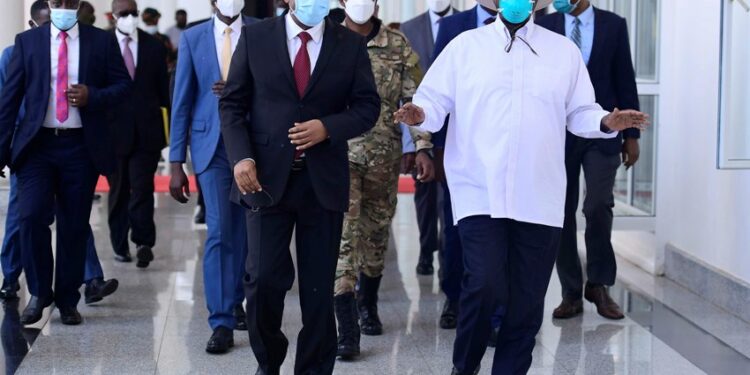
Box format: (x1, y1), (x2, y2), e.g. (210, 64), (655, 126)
(0, 0), (25, 48)
(656, 0), (750, 283)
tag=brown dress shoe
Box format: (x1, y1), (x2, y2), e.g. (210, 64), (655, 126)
(584, 284), (625, 320)
(552, 299), (583, 319)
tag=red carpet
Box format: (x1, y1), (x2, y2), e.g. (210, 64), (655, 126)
(96, 175), (417, 194)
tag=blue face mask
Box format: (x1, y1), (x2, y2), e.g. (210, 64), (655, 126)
(50, 8), (79, 31)
(553, 0), (579, 14)
(293, 0), (330, 27)
(499, 0), (534, 24)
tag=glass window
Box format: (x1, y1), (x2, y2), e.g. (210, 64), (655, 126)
(635, 0), (659, 81)
(614, 95), (657, 215)
(718, 0), (750, 168)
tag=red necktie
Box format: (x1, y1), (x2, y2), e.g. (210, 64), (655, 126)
(293, 32), (312, 98)
(56, 31), (69, 124)
(293, 32), (312, 160)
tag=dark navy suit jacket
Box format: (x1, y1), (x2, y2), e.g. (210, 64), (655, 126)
(0, 23), (131, 174)
(537, 8), (640, 155)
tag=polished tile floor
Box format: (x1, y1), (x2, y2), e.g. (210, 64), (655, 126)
(0, 192), (748, 374)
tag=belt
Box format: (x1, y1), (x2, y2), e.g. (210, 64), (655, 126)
(40, 127), (84, 137)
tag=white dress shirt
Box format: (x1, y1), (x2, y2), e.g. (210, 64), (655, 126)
(429, 8), (454, 42)
(413, 20), (616, 228)
(285, 13), (324, 72)
(116, 28), (138, 66)
(213, 15), (243, 70)
(44, 23), (82, 129)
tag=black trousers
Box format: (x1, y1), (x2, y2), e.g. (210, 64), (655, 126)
(106, 148), (161, 256)
(557, 139), (621, 300)
(454, 217), (560, 375)
(413, 178), (439, 261)
(17, 130), (99, 308)
(245, 170), (343, 375)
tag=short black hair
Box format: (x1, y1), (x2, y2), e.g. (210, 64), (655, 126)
(79, 0), (94, 11)
(143, 7), (161, 17)
(176, 9), (187, 16)
(30, 0), (48, 20)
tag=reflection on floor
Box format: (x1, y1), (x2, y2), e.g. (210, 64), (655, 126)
(0, 193), (747, 374)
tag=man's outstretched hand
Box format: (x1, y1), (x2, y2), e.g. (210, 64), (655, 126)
(603, 108), (650, 132)
(393, 103), (425, 126)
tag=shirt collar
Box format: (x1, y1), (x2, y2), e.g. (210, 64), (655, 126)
(116, 28), (138, 43)
(565, 4), (595, 27)
(51, 22), (80, 40)
(367, 19), (388, 48)
(476, 5), (495, 24)
(429, 8), (453, 26)
(285, 13), (324, 44)
(494, 17), (536, 43)
(214, 14), (243, 37)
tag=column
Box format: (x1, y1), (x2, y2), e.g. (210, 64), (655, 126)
(0, 0), (25, 49)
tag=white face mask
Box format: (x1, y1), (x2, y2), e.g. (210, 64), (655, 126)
(116, 15), (137, 35)
(216, 0), (245, 18)
(142, 24), (158, 34)
(426, 0), (451, 13)
(345, 0), (376, 25)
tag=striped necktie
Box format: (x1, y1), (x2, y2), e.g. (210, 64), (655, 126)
(571, 17), (582, 50)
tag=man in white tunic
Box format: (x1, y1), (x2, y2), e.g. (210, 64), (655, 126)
(395, 0), (648, 373)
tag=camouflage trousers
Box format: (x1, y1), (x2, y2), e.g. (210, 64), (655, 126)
(334, 158), (400, 296)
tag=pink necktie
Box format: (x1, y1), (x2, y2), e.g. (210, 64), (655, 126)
(122, 37), (136, 79)
(56, 31), (69, 123)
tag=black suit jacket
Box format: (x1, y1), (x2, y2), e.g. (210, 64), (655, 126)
(0, 23), (131, 174)
(220, 17), (380, 213)
(537, 8), (640, 155)
(108, 29), (170, 156)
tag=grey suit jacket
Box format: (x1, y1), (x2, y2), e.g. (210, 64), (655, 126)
(401, 9), (458, 72)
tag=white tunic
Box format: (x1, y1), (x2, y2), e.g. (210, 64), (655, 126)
(413, 19), (617, 228)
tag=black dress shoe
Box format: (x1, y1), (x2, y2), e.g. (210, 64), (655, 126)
(234, 304), (248, 331)
(20, 296), (53, 325)
(114, 252), (133, 263)
(0, 280), (20, 300)
(206, 326), (234, 354)
(136, 245), (154, 268)
(451, 366), (480, 375)
(84, 278), (119, 304)
(194, 207), (206, 224)
(416, 253), (435, 275)
(440, 299), (459, 329)
(59, 306), (82, 326)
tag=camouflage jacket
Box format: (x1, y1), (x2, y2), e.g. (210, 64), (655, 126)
(348, 22), (432, 167)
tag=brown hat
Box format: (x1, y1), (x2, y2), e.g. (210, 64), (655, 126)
(476, 0), (553, 12)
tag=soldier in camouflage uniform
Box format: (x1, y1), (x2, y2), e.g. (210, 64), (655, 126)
(334, 0), (435, 360)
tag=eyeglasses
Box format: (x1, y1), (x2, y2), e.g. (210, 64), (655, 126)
(116, 10), (140, 18)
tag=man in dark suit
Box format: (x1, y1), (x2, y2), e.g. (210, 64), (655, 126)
(219, 0), (380, 371)
(0, 0), (131, 326)
(538, 0), (640, 321)
(431, 3), (503, 338)
(107, 0), (169, 268)
(400, 0), (457, 276)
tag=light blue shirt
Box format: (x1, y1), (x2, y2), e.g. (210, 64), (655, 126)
(476, 6), (496, 28)
(402, 124), (416, 153)
(564, 5), (595, 65)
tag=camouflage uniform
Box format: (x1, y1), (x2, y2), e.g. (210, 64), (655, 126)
(335, 22), (432, 296)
